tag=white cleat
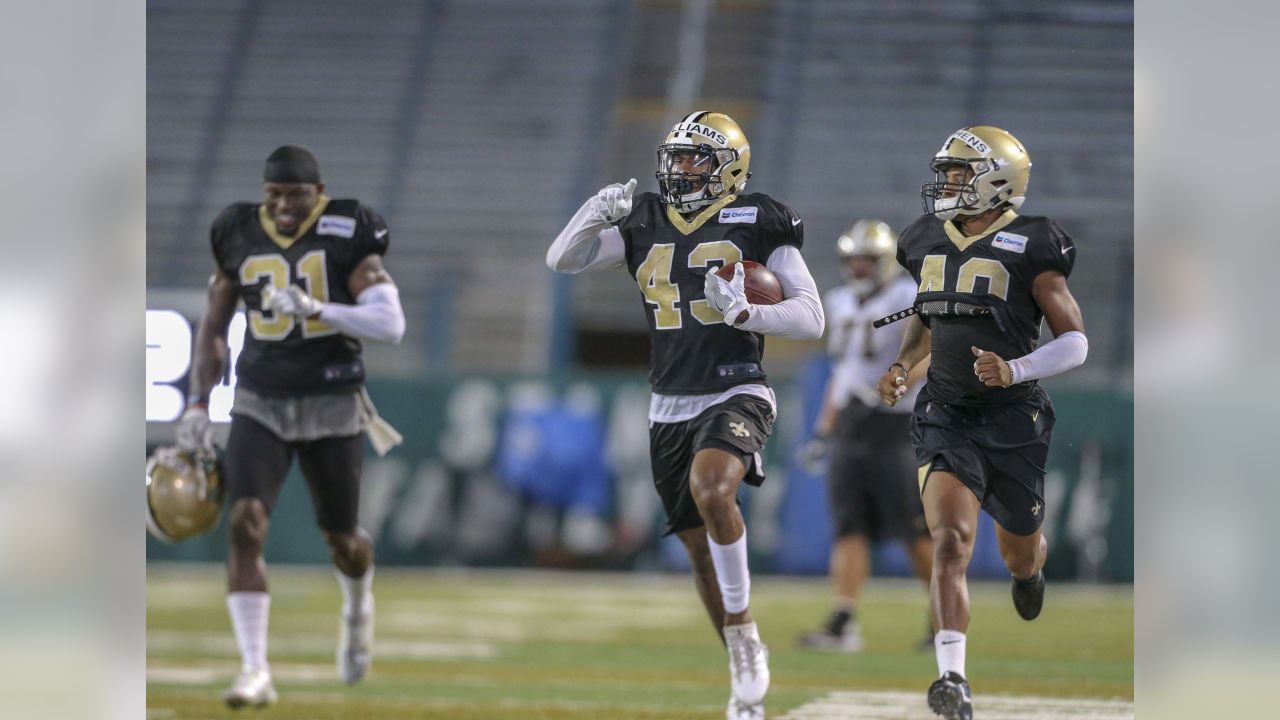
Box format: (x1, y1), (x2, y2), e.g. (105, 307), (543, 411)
(728, 695), (766, 719)
(221, 666), (277, 709)
(337, 602), (374, 684)
(725, 622), (770, 705)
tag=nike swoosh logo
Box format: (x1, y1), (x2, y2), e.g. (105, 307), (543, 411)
(941, 640), (962, 645)
(792, 218), (802, 226)
(375, 228), (389, 239)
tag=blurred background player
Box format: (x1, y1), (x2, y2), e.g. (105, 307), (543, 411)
(877, 126), (1088, 720)
(796, 220), (933, 653)
(175, 145), (406, 708)
(547, 111), (824, 720)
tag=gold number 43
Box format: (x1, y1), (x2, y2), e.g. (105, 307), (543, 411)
(636, 241), (743, 330)
(239, 251), (335, 340)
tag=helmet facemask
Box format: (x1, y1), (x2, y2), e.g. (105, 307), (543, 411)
(922, 158), (1008, 220)
(656, 144), (735, 213)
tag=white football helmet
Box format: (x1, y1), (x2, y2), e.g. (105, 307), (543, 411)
(921, 125), (1031, 220)
(656, 111), (752, 213)
(836, 219), (900, 296)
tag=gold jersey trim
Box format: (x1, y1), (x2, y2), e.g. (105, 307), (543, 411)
(942, 209), (1019, 251)
(664, 194), (738, 236)
(257, 195), (332, 249)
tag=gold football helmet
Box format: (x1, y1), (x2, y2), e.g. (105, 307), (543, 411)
(656, 111), (752, 213)
(921, 126), (1031, 220)
(836, 219), (900, 293)
(145, 446), (225, 543)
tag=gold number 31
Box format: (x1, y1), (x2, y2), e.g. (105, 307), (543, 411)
(238, 251), (335, 340)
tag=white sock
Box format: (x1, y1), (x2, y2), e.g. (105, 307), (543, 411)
(934, 630), (966, 678)
(708, 529), (751, 615)
(336, 567), (374, 618)
(227, 592), (270, 672)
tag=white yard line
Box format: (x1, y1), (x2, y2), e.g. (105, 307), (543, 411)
(779, 690), (1134, 720)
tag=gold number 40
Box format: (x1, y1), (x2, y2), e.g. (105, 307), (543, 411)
(635, 241), (743, 330)
(239, 251), (335, 340)
(917, 255), (1010, 300)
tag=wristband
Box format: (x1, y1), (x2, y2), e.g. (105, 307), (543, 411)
(186, 393), (209, 409)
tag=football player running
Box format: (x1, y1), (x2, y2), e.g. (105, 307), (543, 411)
(878, 127), (1087, 720)
(177, 145), (406, 708)
(547, 111), (824, 720)
(796, 220), (935, 654)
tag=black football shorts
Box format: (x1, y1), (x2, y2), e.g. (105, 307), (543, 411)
(224, 413), (364, 533)
(827, 402), (928, 542)
(649, 394), (774, 536)
(911, 384), (1055, 536)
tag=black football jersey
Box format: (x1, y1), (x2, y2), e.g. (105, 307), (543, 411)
(895, 212), (1076, 406)
(210, 197), (390, 397)
(618, 192), (804, 395)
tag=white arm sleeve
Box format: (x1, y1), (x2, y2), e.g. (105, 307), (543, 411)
(317, 282), (406, 344)
(1008, 330), (1088, 384)
(546, 197), (626, 274)
(736, 245), (826, 339)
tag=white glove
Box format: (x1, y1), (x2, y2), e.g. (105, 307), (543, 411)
(704, 262), (751, 326)
(594, 178), (637, 223)
(175, 405), (213, 450)
(263, 284), (323, 319)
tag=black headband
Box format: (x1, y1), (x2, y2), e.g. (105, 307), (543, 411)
(263, 145), (321, 184)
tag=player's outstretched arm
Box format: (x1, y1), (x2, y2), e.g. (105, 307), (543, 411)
(730, 246), (825, 339)
(545, 179), (634, 274)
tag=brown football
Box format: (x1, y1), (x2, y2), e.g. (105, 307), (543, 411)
(716, 260), (783, 305)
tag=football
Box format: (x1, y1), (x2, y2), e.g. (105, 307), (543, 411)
(716, 260), (783, 305)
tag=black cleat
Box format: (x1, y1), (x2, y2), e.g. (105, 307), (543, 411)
(916, 610), (935, 652)
(1012, 570), (1046, 620)
(916, 630), (936, 652)
(927, 671), (973, 720)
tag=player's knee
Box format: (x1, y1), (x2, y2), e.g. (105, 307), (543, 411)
(1000, 543), (1038, 578)
(932, 525), (973, 567)
(323, 529), (364, 559)
(688, 470), (734, 512)
(228, 499), (269, 550)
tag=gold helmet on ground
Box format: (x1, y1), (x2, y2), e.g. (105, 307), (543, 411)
(145, 446), (225, 543)
(656, 111), (752, 213)
(836, 219), (900, 293)
(921, 125), (1031, 220)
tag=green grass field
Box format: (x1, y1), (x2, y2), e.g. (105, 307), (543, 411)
(147, 564), (1132, 719)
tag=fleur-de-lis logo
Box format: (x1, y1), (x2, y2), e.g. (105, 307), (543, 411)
(730, 421), (749, 438)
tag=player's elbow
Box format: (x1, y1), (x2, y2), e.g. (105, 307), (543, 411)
(795, 298), (825, 340)
(383, 315), (406, 344)
(1063, 330), (1088, 366)
(546, 248), (577, 274)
